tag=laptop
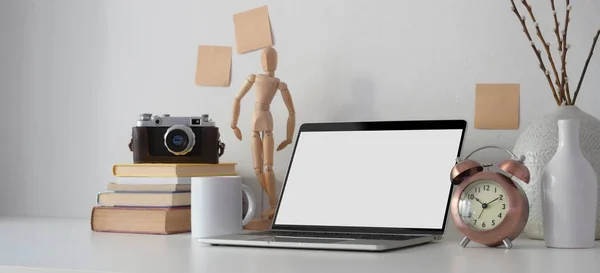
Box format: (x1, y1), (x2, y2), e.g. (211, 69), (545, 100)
(198, 119), (467, 251)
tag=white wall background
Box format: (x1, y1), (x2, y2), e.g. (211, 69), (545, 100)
(1, 0), (599, 238)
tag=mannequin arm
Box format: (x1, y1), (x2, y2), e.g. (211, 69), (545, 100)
(231, 74), (255, 140)
(276, 81), (296, 151)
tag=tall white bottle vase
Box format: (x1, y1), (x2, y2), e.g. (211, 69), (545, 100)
(542, 119), (598, 248)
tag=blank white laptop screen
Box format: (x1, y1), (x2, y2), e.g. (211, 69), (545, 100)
(274, 129), (464, 229)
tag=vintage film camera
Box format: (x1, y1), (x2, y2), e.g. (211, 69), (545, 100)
(129, 113), (225, 164)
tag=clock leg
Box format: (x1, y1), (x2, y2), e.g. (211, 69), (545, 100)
(502, 238), (513, 249)
(459, 237), (470, 248)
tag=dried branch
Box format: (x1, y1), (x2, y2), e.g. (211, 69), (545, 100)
(560, 1), (571, 103)
(511, 0), (561, 105)
(572, 29), (600, 104)
(522, 0), (563, 102)
(551, 0), (568, 103)
(565, 79), (572, 104)
(560, 43), (570, 104)
(551, 0), (563, 52)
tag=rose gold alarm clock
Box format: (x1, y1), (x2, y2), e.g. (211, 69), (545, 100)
(449, 145), (530, 249)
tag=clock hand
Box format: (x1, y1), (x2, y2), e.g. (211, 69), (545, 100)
(475, 197), (489, 210)
(477, 208), (485, 219)
(487, 197), (500, 205)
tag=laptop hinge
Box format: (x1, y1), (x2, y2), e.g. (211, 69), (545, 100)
(270, 228), (443, 238)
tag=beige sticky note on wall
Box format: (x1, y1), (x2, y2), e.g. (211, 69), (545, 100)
(233, 5), (273, 54)
(474, 83), (520, 129)
(195, 45), (232, 87)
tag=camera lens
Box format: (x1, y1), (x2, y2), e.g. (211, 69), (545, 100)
(171, 135), (185, 147)
(164, 125), (195, 155)
(165, 130), (189, 153)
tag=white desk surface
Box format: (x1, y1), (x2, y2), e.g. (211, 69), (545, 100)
(0, 217), (599, 273)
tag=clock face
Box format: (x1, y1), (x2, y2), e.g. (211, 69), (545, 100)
(458, 179), (509, 231)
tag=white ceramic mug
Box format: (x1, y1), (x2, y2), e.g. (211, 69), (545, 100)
(191, 176), (256, 238)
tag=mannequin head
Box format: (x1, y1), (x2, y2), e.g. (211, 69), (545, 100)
(261, 46), (278, 76)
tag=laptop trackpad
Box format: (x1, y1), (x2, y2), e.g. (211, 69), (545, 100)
(253, 236), (350, 243)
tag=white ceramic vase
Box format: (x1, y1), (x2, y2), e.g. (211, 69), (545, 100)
(541, 119), (598, 248)
(513, 105), (600, 240)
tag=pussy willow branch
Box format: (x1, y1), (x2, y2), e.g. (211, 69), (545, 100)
(551, 0), (563, 52)
(551, 0), (571, 104)
(560, 1), (571, 104)
(511, 0), (561, 105)
(565, 80), (572, 104)
(572, 29), (600, 104)
(522, 0), (563, 103)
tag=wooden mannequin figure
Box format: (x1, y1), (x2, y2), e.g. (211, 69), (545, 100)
(231, 46), (296, 229)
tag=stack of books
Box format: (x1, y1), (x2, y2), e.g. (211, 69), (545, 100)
(91, 163), (237, 234)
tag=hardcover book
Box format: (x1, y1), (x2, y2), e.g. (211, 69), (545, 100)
(114, 177), (192, 185)
(96, 191), (190, 207)
(112, 163), (237, 177)
(107, 183), (191, 192)
(91, 206), (191, 234)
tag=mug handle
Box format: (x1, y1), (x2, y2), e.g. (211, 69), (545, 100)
(241, 184), (256, 226)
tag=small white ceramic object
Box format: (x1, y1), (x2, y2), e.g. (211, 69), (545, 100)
(541, 119), (598, 248)
(191, 176), (256, 238)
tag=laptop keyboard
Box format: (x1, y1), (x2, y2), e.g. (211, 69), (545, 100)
(251, 230), (421, 241)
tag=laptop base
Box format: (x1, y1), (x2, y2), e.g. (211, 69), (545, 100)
(198, 233), (436, 252)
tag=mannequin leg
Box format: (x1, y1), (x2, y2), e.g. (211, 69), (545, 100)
(263, 132), (277, 215)
(243, 133), (273, 230)
(251, 132), (267, 192)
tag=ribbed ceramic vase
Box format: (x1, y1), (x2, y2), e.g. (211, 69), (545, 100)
(513, 106), (600, 240)
(541, 119), (598, 248)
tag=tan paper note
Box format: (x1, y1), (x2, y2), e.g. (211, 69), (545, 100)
(474, 83), (520, 129)
(195, 45), (232, 87)
(233, 5), (273, 54)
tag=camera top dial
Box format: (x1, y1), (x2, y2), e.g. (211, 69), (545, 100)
(136, 113), (215, 127)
